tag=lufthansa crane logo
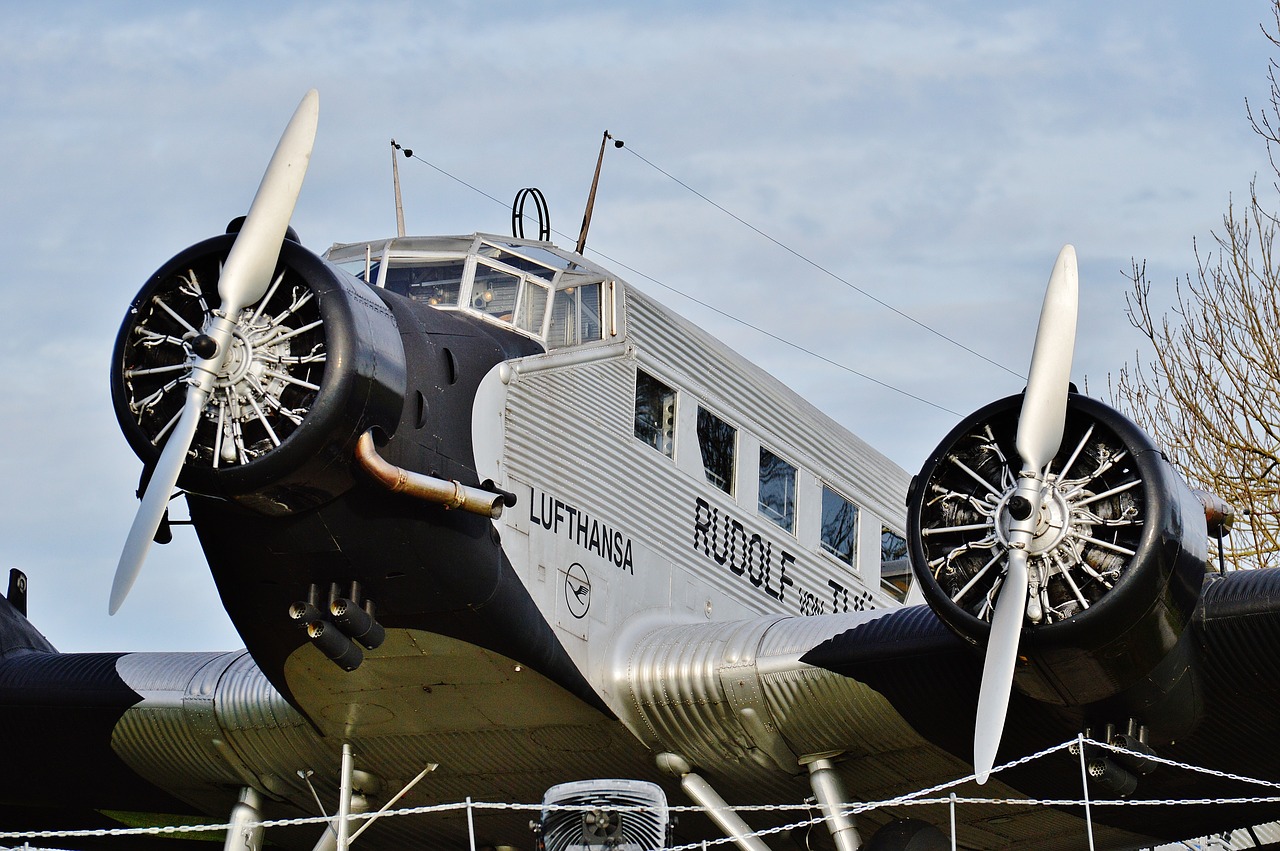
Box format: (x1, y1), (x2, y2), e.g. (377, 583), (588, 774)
(564, 563), (591, 619)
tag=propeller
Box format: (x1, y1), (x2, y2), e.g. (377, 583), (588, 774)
(109, 89), (319, 615)
(973, 244), (1078, 783)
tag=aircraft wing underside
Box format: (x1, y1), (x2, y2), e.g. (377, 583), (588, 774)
(802, 566), (1280, 841)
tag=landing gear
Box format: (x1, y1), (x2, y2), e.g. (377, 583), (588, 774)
(801, 755), (863, 851)
(657, 753), (771, 851)
(223, 787), (263, 851)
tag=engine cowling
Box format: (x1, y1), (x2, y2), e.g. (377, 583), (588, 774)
(906, 393), (1209, 717)
(112, 234), (407, 516)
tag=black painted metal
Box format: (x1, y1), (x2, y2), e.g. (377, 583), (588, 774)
(113, 237), (408, 515)
(906, 394), (1209, 715)
(802, 568), (1280, 841)
(114, 241), (610, 715)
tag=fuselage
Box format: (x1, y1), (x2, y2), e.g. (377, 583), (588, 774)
(82, 231), (943, 849)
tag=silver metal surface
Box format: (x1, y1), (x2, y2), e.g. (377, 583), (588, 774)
(622, 612), (926, 771)
(224, 786), (264, 851)
(675, 768), (771, 851)
(805, 757), (862, 851)
(336, 743), (354, 851)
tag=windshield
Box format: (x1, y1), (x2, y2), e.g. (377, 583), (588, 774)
(382, 259), (467, 306)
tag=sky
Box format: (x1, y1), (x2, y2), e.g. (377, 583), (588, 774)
(0, 0), (1275, 652)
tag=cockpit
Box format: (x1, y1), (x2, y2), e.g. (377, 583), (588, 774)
(324, 234), (620, 349)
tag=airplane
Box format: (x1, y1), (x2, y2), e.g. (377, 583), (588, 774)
(2, 87), (1279, 851)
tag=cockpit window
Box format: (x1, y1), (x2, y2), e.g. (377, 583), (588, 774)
(471, 262), (521, 321)
(516, 280), (550, 335)
(479, 241), (572, 276)
(324, 237), (621, 349)
(382, 259), (467, 306)
(471, 261), (552, 333)
(547, 282), (602, 348)
(333, 258), (370, 281)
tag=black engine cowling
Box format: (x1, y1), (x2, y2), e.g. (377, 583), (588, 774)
(906, 393), (1209, 722)
(112, 234), (407, 515)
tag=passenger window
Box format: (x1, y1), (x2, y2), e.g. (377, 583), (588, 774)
(880, 527), (911, 602)
(758, 448), (796, 533)
(635, 370), (676, 458)
(820, 486), (858, 566)
(697, 407), (736, 495)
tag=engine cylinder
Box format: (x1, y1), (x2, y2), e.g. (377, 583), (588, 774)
(907, 394), (1208, 711)
(112, 235), (407, 515)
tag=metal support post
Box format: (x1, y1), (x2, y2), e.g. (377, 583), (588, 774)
(224, 786), (263, 851)
(657, 753), (771, 851)
(309, 793), (370, 851)
(803, 757), (862, 851)
(337, 743), (355, 851)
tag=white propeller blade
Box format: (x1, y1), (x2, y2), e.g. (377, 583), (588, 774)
(973, 548), (1028, 783)
(219, 89), (319, 316)
(110, 90), (319, 615)
(973, 244), (1078, 783)
(110, 389), (206, 614)
(1016, 245), (1079, 471)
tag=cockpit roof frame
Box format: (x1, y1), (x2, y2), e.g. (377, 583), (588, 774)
(323, 233), (623, 347)
(325, 233), (617, 285)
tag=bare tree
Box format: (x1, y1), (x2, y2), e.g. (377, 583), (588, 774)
(1111, 2), (1280, 568)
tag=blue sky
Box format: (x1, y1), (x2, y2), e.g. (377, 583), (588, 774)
(0, 1), (1274, 651)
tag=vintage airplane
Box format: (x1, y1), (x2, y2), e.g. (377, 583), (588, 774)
(2, 88), (1279, 851)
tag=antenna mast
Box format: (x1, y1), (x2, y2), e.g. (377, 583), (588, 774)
(391, 139), (410, 237)
(575, 130), (623, 255)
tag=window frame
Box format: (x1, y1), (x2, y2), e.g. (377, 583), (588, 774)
(634, 369), (677, 459)
(758, 446), (798, 534)
(879, 526), (911, 602)
(696, 406), (738, 496)
(819, 484), (859, 567)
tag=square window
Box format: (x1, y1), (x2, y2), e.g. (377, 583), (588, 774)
(697, 407), (736, 495)
(472, 263), (520, 321)
(758, 448), (797, 533)
(382, 259), (467, 305)
(820, 486), (858, 565)
(515, 280), (549, 335)
(881, 527), (911, 602)
(635, 370), (676, 458)
(548, 282), (603, 348)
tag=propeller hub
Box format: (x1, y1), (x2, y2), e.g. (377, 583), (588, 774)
(214, 323), (259, 388)
(1006, 495), (1034, 521)
(995, 482), (1078, 557)
(189, 334), (219, 360)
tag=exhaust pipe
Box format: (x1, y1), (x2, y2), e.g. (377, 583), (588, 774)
(355, 431), (506, 519)
(331, 598), (386, 650)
